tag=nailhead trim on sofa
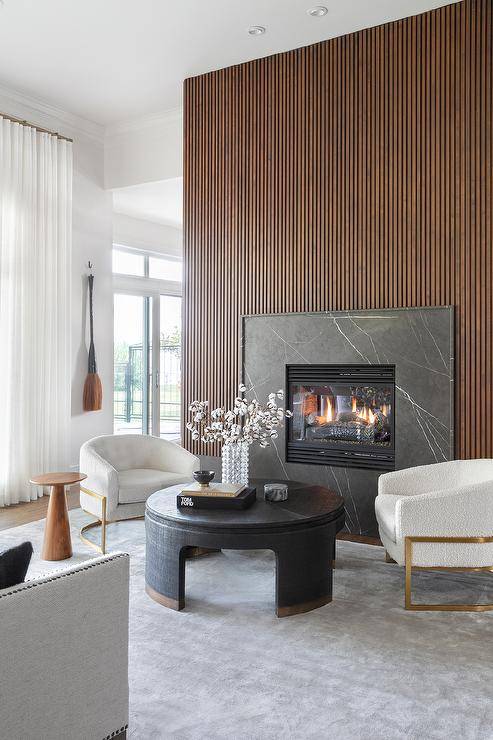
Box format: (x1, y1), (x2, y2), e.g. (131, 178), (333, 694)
(0, 552), (129, 599)
(103, 724), (129, 739)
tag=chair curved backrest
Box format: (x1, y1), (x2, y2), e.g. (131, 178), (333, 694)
(451, 459), (493, 486)
(84, 434), (180, 472)
(379, 459), (493, 497)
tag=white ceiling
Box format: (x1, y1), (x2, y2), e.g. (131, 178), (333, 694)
(0, 0), (458, 125)
(113, 179), (183, 228)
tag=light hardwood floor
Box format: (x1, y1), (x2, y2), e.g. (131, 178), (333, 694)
(0, 487), (80, 532)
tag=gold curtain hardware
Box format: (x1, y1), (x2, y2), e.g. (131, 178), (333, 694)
(0, 112), (73, 142)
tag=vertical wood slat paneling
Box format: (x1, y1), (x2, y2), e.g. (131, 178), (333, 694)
(183, 0), (493, 459)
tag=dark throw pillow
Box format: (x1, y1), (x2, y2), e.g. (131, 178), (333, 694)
(0, 541), (34, 589)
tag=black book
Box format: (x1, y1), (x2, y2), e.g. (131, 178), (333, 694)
(177, 486), (257, 510)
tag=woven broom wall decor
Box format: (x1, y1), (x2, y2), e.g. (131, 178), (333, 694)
(83, 266), (103, 411)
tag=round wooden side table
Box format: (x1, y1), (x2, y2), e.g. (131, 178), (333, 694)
(30, 472), (87, 561)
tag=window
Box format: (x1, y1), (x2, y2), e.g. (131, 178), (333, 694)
(112, 246), (182, 281)
(159, 296), (181, 439)
(112, 246), (182, 440)
(114, 294), (146, 434)
(112, 248), (145, 276)
(149, 256), (182, 281)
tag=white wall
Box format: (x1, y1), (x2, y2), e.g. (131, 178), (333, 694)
(71, 139), (114, 467)
(113, 212), (181, 258)
(0, 87), (114, 468)
(104, 108), (182, 190)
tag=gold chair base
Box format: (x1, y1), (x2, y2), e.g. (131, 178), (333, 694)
(80, 513), (145, 555)
(80, 518), (106, 555)
(405, 536), (493, 612)
(79, 486), (143, 554)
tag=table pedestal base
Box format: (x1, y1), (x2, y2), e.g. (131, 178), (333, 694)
(42, 484), (73, 561)
(145, 519), (341, 618)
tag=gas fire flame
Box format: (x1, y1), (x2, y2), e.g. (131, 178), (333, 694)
(357, 406), (375, 424)
(322, 396), (334, 422)
(312, 394), (389, 426)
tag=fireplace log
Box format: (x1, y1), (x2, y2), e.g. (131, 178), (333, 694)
(302, 394), (319, 417)
(307, 420), (376, 443)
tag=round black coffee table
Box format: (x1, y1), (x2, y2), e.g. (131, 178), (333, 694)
(145, 479), (345, 617)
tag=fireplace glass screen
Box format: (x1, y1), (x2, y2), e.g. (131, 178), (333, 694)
(287, 365), (395, 470)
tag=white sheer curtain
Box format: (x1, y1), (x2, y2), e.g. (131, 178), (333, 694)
(0, 117), (72, 506)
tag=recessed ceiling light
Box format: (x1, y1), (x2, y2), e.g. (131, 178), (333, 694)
(248, 25), (266, 36)
(307, 6), (328, 17)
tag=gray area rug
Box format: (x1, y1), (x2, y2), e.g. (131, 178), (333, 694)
(2, 508), (493, 739)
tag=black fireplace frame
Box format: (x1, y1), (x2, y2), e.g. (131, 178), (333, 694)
(286, 364), (396, 471)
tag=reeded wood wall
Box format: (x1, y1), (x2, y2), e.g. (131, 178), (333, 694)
(183, 0), (493, 458)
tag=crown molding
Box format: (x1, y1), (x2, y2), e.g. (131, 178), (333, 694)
(105, 106), (182, 138)
(0, 82), (104, 143)
(0, 83), (182, 143)
(113, 209), (183, 233)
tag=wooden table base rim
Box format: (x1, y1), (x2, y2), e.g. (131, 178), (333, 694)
(146, 583), (184, 611)
(145, 582), (332, 617)
(185, 546), (221, 558)
(276, 594), (332, 617)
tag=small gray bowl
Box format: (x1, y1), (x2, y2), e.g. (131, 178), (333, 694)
(193, 470), (215, 488)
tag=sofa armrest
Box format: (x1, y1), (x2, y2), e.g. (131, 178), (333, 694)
(396, 480), (493, 539)
(80, 442), (119, 518)
(0, 553), (129, 740)
(378, 460), (465, 497)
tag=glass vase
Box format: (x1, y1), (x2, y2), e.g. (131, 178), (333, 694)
(221, 441), (249, 485)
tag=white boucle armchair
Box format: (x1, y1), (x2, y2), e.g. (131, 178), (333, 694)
(80, 434), (199, 553)
(375, 460), (493, 611)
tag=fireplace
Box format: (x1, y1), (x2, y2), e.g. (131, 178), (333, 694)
(286, 365), (395, 470)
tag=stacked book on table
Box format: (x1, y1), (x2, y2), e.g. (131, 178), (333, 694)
(177, 482), (256, 510)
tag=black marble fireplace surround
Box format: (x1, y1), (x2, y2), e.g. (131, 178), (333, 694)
(242, 307), (454, 537)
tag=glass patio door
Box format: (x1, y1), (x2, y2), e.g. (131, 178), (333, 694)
(157, 295), (181, 440)
(114, 293), (150, 435)
(113, 293), (181, 439)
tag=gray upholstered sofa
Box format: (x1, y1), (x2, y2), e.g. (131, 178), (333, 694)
(0, 553), (129, 739)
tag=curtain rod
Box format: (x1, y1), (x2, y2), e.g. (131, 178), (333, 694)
(0, 112), (73, 143)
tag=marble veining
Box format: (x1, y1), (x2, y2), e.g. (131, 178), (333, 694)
(242, 307), (454, 537)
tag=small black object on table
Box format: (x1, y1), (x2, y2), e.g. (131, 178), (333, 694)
(192, 470), (216, 486)
(145, 479), (345, 617)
